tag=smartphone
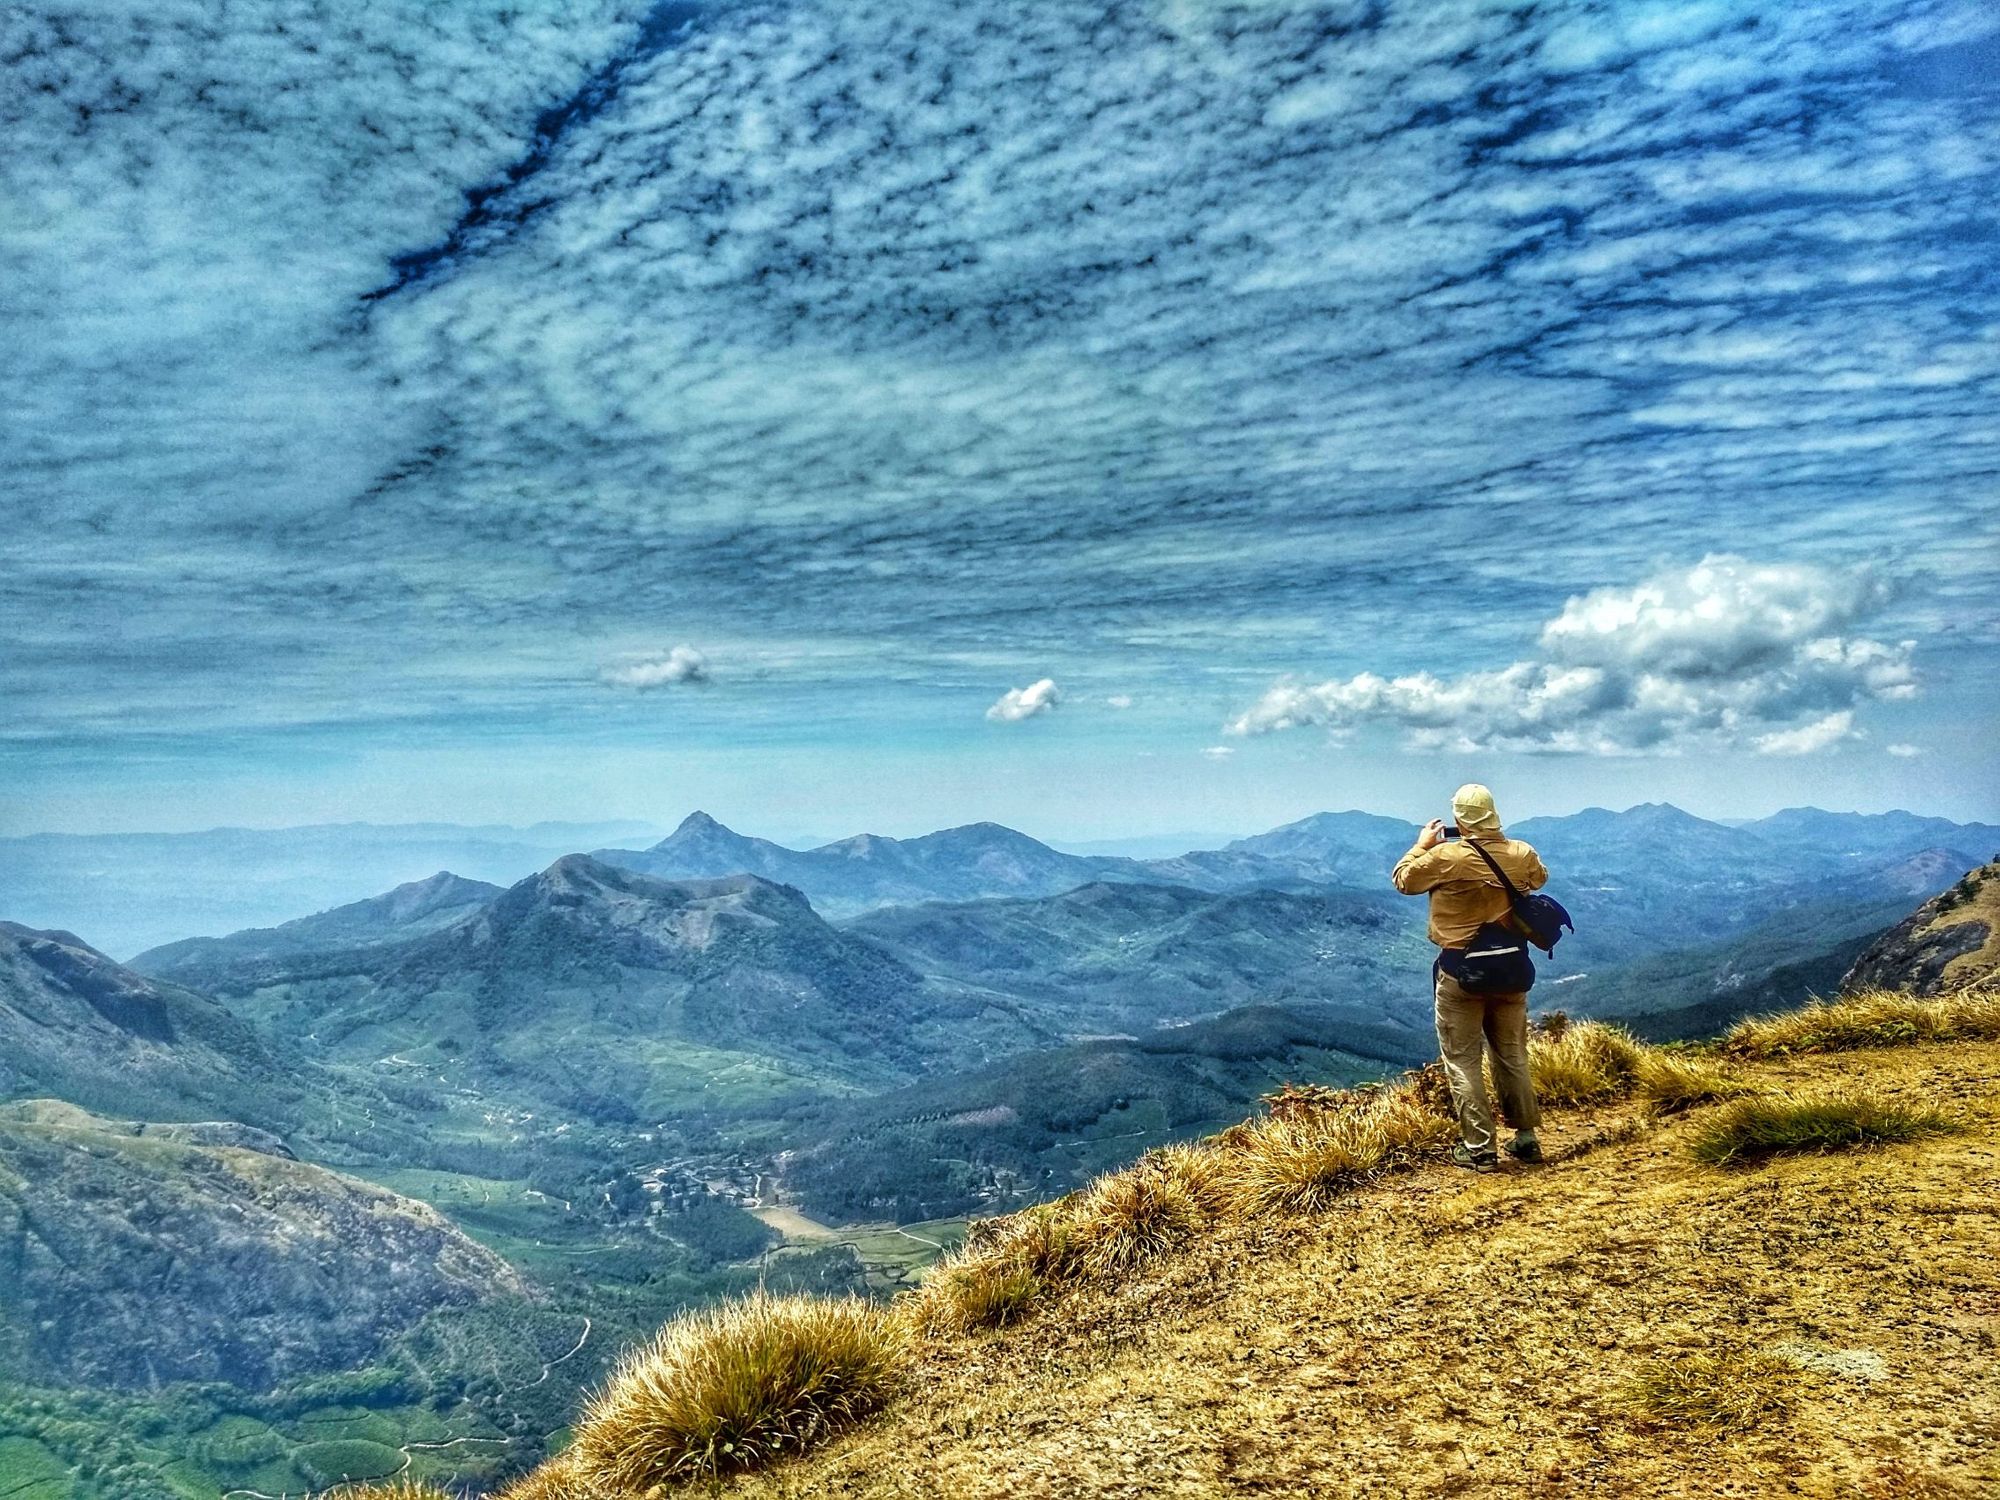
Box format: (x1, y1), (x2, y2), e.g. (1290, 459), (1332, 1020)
(1441, 825), (1459, 839)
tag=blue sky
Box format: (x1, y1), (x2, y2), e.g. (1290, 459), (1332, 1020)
(3, 0), (1996, 839)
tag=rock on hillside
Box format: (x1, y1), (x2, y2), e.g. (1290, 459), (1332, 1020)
(1843, 859), (2000, 995)
(0, 1102), (524, 1390)
(0, 921), (311, 1127)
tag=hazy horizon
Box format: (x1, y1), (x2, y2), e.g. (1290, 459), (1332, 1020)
(7, 792), (1995, 848)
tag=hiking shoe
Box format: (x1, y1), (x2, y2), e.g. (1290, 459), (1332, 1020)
(1451, 1143), (1499, 1172)
(1507, 1131), (1544, 1164)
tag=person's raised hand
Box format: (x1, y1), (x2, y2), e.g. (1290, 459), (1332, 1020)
(1417, 818), (1446, 850)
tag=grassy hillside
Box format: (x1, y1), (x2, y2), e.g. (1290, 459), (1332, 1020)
(485, 990), (1999, 1500)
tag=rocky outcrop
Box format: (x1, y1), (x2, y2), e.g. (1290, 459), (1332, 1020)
(1842, 860), (1999, 995)
(0, 1103), (525, 1390)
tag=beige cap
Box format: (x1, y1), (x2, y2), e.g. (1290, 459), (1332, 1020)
(1452, 783), (1502, 838)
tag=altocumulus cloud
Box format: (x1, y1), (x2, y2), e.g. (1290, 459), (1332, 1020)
(1227, 557), (1918, 756)
(1, 0), (1995, 756)
(602, 645), (709, 689)
(987, 679), (1060, 722)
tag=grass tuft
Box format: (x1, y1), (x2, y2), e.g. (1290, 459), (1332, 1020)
(1221, 1077), (1453, 1216)
(911, 1200), (1079, 1336)
(569, 1288), (905, 1488)
(1685, 1090), (1962, 1167)
(1630, 1049), (1761, 1115)
(940, 1265), (1041, 1331)
(491, 1452), (607, 1500)
(1526, 1019), (1646, 1106)
(1071, 1161), (1203, 1276)
(1724, 988), (2000, 1057)
(1625, 1349), (1800, 1431)
(913, 1143), (1238, 1334)
(1140, 1139), (1236, 1219)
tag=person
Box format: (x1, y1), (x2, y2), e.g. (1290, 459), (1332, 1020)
(1391, 783), (1548, 1172)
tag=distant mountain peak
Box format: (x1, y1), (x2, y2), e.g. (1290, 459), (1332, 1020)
(535, 851), (630, 891)
(1621, 801), (1709, 824)
(652, 810), (777, 855)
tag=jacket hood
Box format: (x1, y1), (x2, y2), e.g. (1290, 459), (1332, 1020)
(1452, 783), (1503, 838)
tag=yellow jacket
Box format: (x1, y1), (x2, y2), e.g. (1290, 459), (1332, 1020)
(1391, 836), (1548, 949)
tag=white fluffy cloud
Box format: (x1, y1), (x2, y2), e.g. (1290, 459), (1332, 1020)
(1227, 556), (1916, 755)
(1751, 711), (1856, 757)
(987, 678), (1060, 722)
(601, 645), (709, 689)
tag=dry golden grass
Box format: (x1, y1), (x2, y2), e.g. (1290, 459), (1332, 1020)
(1139, 1139), (1235, 1218)
(507, 994), (2000, 1498)
(912, 1144), (1236, 1335)
(569, 1289), (905, 1489)
(714, 1037), (2000, 1500)
(909, 1198), (1088, 1337)
(1624, 1349), (1802, 1431)
(927, 1264), (1040, 1333)
(490, 1450), (607, 1500)
(1686, 1089), (1962, 1167)
(1630, 1047), (1762, 1114)
(1725, 988), (2000, 1057)
(1070, 1163), (1203, 1276)
(1218, 1076), (1454, 1216)
(1526, 1018), (1646, 1105)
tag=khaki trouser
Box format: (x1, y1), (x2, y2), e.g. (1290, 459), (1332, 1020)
(1434, 968), (1542, 1156)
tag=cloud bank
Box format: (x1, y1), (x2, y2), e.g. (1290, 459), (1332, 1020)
(1227, 557), (1918, 755)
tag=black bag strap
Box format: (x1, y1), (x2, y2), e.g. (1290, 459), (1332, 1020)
(1464, 837), (1526, 905)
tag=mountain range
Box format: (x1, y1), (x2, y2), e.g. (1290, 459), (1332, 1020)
(113, 803), (2000, 1123)
(2, 805), (1995, 1497)
(134, 856), (1062, 1125)
(598, 803), (1994, 933)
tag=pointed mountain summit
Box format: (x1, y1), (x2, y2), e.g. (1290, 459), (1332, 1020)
(468, 853), (819, 954)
